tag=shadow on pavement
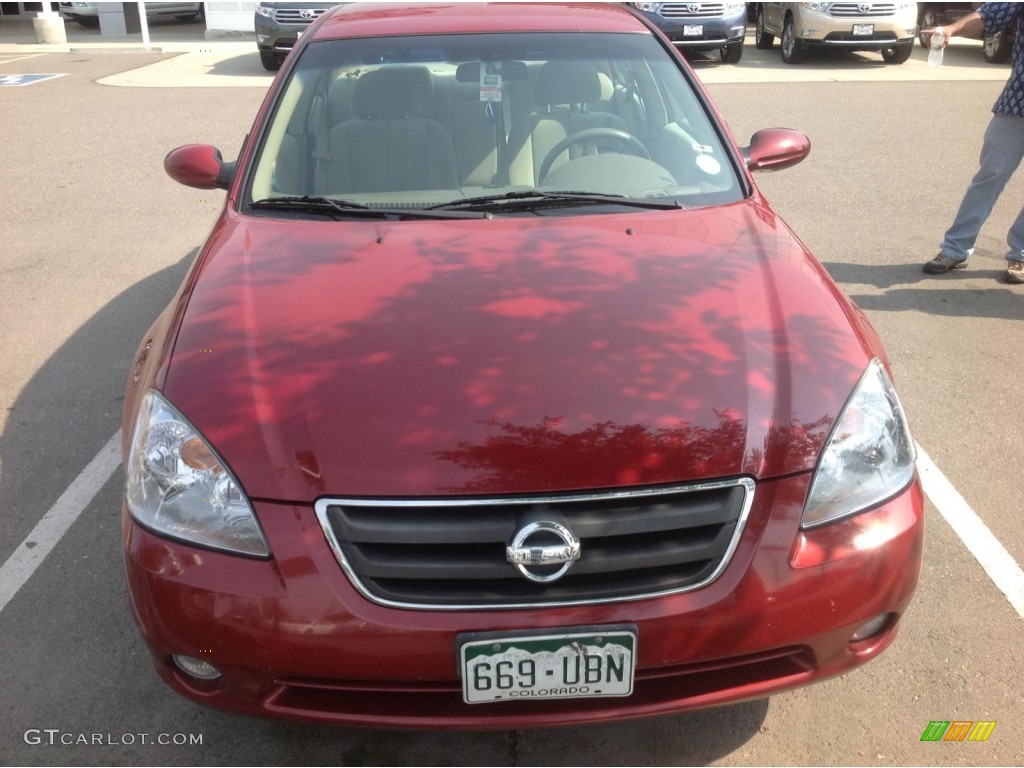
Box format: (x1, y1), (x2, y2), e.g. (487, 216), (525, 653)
(208, 51), (269, 77)
(823, 258), (1024, 320)
(197, 697), (770, 766)
(0, 251), (196, 562)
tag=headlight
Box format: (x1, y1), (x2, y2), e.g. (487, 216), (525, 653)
(125, 390), (270, 557)
(631, 2), (662, 12)
(801, 2), (831, 11)
(802, 359), (916, 528)
(255, 5), (274, 18)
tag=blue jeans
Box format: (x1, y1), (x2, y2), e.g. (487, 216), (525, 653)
(941, 113), (1024, 263)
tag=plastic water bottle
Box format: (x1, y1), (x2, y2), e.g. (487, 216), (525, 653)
(928, 26), (945, 67)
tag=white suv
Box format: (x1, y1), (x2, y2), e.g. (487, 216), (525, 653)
(58, 2), (203, 28)
(755, 2), (918, 64)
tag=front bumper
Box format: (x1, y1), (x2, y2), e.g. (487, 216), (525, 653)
(639, 11), (746, 49)
(123, 474), (924, 728)
(799, 33), (916, 50)
(254, 16), (304, 54)
(795, 9), (917, 50)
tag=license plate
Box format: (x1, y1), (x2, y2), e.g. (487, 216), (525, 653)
(853, 24), (874, 36)
(460, 628), (636, 704)
(683, 24), (703, 37)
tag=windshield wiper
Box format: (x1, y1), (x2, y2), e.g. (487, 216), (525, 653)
(426, 190), (682, 212)
(250, 196), (488, 220)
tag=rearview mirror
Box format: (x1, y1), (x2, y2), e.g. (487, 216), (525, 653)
(164, 144), (236, 190)
(742, 129), (810, 173)
(455, 61), (529, 82)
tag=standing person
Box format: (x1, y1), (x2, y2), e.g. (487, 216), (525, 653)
(922, 4), (1024, 283)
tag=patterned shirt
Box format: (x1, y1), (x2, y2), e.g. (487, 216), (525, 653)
(978, 3), (1024, 116)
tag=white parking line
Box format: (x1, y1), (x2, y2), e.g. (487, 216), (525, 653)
(0, 53), (47, 65)
(0, 432), (1021, 620)
(0, 429), (121, 615)
(916, 445), (1024, 619)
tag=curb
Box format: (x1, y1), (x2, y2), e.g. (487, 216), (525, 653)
(68, 46), (170, 54)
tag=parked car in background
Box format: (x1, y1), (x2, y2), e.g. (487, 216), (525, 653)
(917, 2), (1014, 63)
(628, 2), (747, 62)
(132, 1), (924, 728)
(756, 2), (918, 64)
(255, 2), (345, 71)
(58, 1), (202, 28)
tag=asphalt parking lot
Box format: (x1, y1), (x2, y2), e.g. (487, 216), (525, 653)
(1, 19), (1022, 767)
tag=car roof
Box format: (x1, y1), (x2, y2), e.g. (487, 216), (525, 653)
(311, 2), (650, 41)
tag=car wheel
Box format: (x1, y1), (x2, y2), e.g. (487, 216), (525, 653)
(881, 42), (914, 64)
(720, 40), (743, 63)
(260, 50), (283, 71)
(983, 30), (1013, 63)
(76, 15), (99, 28)
(781, 16), (805, 64)
(917, 6), (937, 49)
(755, 9), (774, 50)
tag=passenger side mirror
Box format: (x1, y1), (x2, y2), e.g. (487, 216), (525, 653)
(742, 129), (810, 173)
(164, 144), (236, 190)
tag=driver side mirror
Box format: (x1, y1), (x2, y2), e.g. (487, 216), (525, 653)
(164, 144), (236, 190)
(742, 129), (810, 173)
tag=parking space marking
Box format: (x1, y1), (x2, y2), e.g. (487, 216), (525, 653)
(1, 432), (1021, 620)
(0, 53), (47, 65)
(0, 429), (121, 615)
(917, 445), (1024, 619)
(0, 73), (66, 86)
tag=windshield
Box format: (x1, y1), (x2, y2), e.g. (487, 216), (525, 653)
(246, 32), (742, 213)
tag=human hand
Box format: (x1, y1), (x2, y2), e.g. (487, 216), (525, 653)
(921, 27), (950, 48)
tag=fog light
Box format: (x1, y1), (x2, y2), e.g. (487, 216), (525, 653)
(256, 34), (267, 44)
(172, 654), (222, 681)
(850, 613), (891, 643)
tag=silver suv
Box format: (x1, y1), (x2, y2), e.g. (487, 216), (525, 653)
(58, 2), (202, 28)
(755, 2), (918, 64)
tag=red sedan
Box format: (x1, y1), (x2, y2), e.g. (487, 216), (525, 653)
(122, 2), (924, 728)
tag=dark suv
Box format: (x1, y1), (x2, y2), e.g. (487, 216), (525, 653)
(255, 2), (344, 71)
(629, 2), (748, 63)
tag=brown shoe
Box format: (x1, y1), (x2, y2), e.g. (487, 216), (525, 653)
(922, 253), (969, 274)
(1006, 260), (1024, 284)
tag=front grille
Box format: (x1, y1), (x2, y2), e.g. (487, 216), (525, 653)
(660, 3), (725, 19)
(828, 3), (897, 17)
(272, 7), (328, 25)
(315, 479), (753, 609)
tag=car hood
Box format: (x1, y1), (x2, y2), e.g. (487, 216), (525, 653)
(163, 202), (874, 501)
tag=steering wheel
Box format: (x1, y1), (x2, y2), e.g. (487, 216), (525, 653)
(538, 128), (650, 183)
